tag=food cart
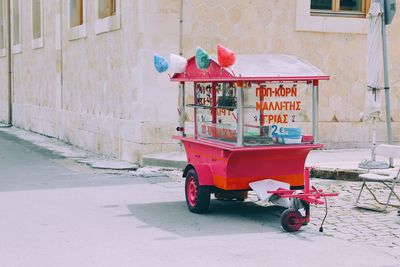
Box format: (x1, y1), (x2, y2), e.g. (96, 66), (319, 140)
(170, 54), (338, 232)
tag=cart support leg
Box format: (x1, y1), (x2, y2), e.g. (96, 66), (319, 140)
(236, 84), (244, 146)
(312, 80), (319, 143)
(304, 168), (310, 194)
(212, 82), (217, 124)
(304, 203), (311, 224)
(179, 82), (186, 137)
(194, 82), (197, 138)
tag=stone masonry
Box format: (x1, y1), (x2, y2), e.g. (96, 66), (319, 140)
(0, 0), (400, 163)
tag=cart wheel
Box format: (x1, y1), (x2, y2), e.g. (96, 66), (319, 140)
(185, 169), (210, 213)
(280, 208), (303, 232)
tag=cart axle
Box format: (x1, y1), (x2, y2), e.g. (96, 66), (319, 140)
(267, 187), (338, 205)
(269, 168), (338, 232)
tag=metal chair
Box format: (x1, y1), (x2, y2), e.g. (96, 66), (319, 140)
(356, 144), (400, 211)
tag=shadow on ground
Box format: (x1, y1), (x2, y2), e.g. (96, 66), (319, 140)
(126, 200), (286, 237)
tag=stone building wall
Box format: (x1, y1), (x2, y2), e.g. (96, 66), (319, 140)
(0, 0), (182, 162)
(0, 0), (399, 163)
(0, 0), (9, 123)
(0, 57), (8, 122)
(181, 0), (400, 148)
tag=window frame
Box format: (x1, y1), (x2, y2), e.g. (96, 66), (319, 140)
(311, 0), (371, 18)
(68, 0), (87, 41)
(0, 0), (5, 57)
(296, 0), (369, 34)
(31, 0), (43, 50)
(95, 0), (121, 35)
(11, 0), (21, 54)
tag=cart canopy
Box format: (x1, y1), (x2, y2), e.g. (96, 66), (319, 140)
(171, 54), (329, 82)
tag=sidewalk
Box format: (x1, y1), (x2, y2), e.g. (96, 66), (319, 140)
(0, 125), (138, 171)
(142, 148), (398, 181)
(0, 125), (395, 181)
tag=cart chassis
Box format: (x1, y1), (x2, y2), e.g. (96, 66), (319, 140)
(268, 168), (338, 232)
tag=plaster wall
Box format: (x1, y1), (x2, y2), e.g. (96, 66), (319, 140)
(1, 0), (181, 162)
(181, 0), (400, 148)
(0, 54), (8, 123)
(0, 0), (399, 163)
(0, 0), (9, 124)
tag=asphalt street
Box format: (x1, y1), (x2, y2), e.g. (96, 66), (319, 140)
(0, 129), (399, 267)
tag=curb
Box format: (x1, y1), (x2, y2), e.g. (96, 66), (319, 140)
(141, 156), (366, 182)
(141, 157), (187, 170)
(310, 168), (363, 182)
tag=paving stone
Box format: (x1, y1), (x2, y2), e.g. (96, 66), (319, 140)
(308, 179), (400, 259)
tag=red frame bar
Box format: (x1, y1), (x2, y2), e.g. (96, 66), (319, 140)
(194, 82), (198, 137)
(171, 76), (330, 83)
(267, 168), (338, 205)
(267, 188), (338, 205)
(212, 82), (217, 124)
(259, 85), (265, 136)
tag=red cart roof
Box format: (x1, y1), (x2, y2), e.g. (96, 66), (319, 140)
(171, 54), (329, 82)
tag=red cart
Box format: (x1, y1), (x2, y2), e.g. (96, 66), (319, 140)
(170, 54), (338, 232)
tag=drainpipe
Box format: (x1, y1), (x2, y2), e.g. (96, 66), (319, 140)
(179, 0), (183, 56)
(6, 0), (12, 126)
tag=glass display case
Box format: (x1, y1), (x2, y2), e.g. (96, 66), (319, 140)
(186, 80), (313, 147)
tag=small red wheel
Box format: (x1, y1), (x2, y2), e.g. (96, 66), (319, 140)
(280, 208), (303, 232)
(185, 169), (210, 213)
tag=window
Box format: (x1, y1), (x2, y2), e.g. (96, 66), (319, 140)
(11, 0), (21, 54)
(69, 0), (86, 40)
(70, 0), (83, 28)
(311, 0), (371, 17)
(32, 0), (43, 49)
(296, 0), (369, 34)
(98, 0), (116, 19)
(95, 0), (120, 34)
(0, 0), (5, 56)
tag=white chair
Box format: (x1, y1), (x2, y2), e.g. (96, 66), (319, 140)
(356, 144), (400, 211)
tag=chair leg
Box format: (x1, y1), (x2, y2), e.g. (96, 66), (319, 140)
(357, 181), (400, 211)
(385, 183), (400, 208)
(381, 188), (394, 211)
(356, 180), (366, 206)
(363, 183), (389, 211)
(382, 182), (400, 204)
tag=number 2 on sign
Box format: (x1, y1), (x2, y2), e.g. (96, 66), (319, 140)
(271, 125), (284, 136)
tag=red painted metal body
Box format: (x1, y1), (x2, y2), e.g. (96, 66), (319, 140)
(171, 56), (330, 83)
(175, 136), (323, 190)
(268, 168), (339, 205)
(268, 168), (339, 225)
(170, 53), (336, 231)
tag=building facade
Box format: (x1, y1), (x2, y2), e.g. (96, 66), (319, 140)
(0, 0), (399, 163)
